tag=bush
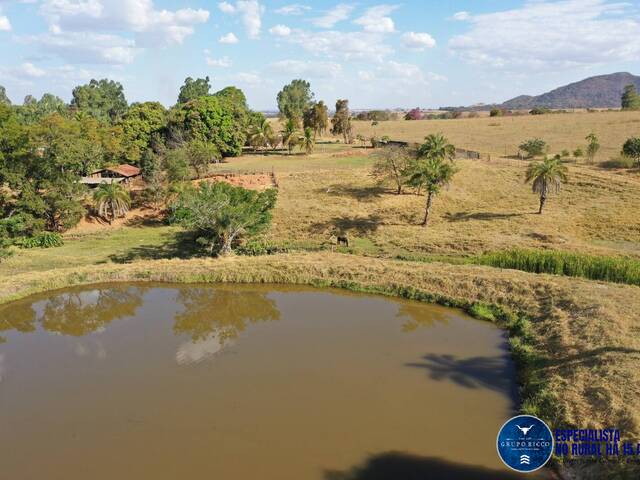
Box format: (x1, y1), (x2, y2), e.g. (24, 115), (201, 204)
(529, 107), (550, 115)
(519, 138), (547, 158)
(599, 155), (635, 169)
(622, 137), (640, 167)
(477, 249), (640, 286)
(489, 108), (503, 117)
(561, 149), (570, 157)
(573, 148), (583, 158)
(18, 232), (64, 249)
(236, 239), (289, 256)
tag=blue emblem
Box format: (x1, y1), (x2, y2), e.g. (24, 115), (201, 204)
(496, 415), (553, 473)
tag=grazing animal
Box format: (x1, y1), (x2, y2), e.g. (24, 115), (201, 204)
(517, 425), (535, 436)
(336, 234), (350, 247)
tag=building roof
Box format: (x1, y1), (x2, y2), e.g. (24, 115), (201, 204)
(80, 177), (125, 185)
(92, 164), (141, 178)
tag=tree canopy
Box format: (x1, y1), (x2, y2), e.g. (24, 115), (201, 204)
(71, 79), (128, 123)
(277, 79), (314, 126)
(119, 102), (167, 163)
(178, 76), (212, 104)
(331, 99), (353, 143)
(621, 84), (640, 111)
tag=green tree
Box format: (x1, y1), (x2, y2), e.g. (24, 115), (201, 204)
(621, 84), (640, 110)
(300, 127), (315, 155)
(17, 93), (67, 124)
(280, 119), (299, 154)
(169, 182), (277, 255)
(277, 79), (314, 126)
(303, 100), (329, 137)
(0, 85), (10, 105)
(178, 76), (212, 104)
(169, 95), (247, 157)
(186, 140), (220, 178)
(622, 137), (640, 167)
(71, 79), (128, 123)
(409, 134), (457, 227)
(525, 156), (568, 214)
(519, 138), (547, 158)
(331, 99), (353, 143)
(248, 115), (273, 152)
(370, 146), (414, 195)
(585, 133), (600, 163)
(41, 178), (87, 232)
(93, 183), (131, 224)
(164, 148), (190, 183)
(119, 102), (166, 163)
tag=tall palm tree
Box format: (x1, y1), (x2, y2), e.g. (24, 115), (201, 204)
(410, 134), (457, 227)
(300, 127), (315, 155)
(93, 182), (131, 224)
(248, 117), (273, 153)
(280, 119), (299, 155)
(525, 156), (568, 214)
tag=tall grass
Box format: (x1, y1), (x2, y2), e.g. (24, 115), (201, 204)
(477, 249), (640, 286)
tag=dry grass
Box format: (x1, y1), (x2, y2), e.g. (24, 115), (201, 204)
(352, 110), (640, 160)
(2, 252), (640, 451)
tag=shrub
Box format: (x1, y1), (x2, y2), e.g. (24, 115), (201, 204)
(529, 107), (550, 115)
(622, 137), (640, 167)
(489, 108), (503, 117)
(573, 148), (583, 158)
(519, 138), (547, 158)
(236, 239), (289, 256)
(560, 149), (570, 157)
(404, 108), (423, 121)
(18, 232), (64, 249)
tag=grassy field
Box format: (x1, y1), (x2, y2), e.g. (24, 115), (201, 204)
(2, 109), (640, 478)
(352, 110), (640, 160)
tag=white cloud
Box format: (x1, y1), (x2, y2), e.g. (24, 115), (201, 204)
(0, 15), (10, 31)
(376, 61), (446, 86)
(39, 0), (210, 47)
(285, 29), (393, 62)
(206, 55), (232, 67)
(358, 70), (374, 81)
(269, 59), (342, 78)
(275, 4), (310, 16)
(19, 62), (46, 77)
(218, 0), (264, 39)
(23, 31), (137, 64)
(269, 24), (291, 36)
(452, 11), (470, 21)
(218, 1), (236, 14)
(449, 0), (640, 69)
(219, 32), (239, 44)
(354, 5), (398, 33)
(311, 4), (353, 28)
(231, 72), (261, 84)
(401, 32), (436, 50)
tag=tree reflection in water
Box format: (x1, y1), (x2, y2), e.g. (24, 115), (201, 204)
(0, 287), (145, 341)
(395, 303), (452, 332)
(173, 287), (281, 364)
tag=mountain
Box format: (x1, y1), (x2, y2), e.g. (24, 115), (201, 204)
(499, 72), (640, 110)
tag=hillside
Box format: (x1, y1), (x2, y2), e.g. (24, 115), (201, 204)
(500, 72), (640, 109)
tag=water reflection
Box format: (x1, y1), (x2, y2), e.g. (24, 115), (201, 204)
(0, 287), (145, 340)
(173, 287), (281, 343)
(395, 303), (452, 332)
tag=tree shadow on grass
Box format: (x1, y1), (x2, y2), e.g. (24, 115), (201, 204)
(444, 211), (529, 222)
(319, 184), (387, 201)
(546, 346), (640, 368)
(310, 214), (383, 236)
(109, 230), (203, 264)
(324, 452), (532, 480)
(406, 353), (518, 400)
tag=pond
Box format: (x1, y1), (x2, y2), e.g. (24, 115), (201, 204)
(0, 284), (539, 479)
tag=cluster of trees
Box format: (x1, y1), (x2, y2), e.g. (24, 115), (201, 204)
(371, 133), (458, 226)
(0, 76), (264, 257)
(355, 110), (399, 122)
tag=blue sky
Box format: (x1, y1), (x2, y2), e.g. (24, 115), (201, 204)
(0, 0), (639, 110)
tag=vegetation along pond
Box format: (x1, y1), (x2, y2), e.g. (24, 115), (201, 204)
(0, 284), (542, 479)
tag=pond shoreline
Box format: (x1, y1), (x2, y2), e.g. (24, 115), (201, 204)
(2, 252), (640, 478)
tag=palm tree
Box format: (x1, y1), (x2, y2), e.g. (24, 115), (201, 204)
(300, 127), (315, 155)
(248, 117), (273, 153)
(410, 134), (457, 227)
(93, 182), (131, 224)
(280, 119), (299, 155)
(525, 156), (568, 214)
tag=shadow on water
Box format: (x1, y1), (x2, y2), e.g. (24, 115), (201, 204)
(406, 353), (518, 400)
(324, 452), (529, 480)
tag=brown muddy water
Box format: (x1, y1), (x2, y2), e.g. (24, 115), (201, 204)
(0, 284), (543, 479)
